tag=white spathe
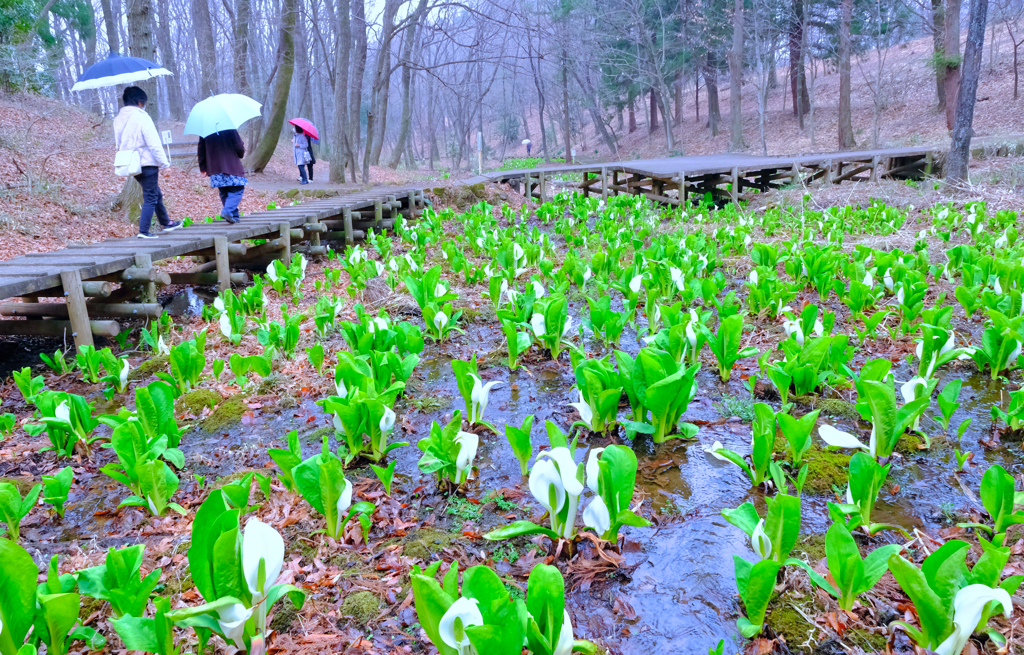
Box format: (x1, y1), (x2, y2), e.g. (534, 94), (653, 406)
(433, 311), (449, 333)
(583, 496), (611, 536)
(629, 274), (643, 294)
(569, 389), (595, 431)
(379, 406), (396, 433)
(529, 457), (566, 514)
(335, 478), (353, 536)
(531, 280), (546, 298)
(933, 584), (1013, 655)
(751, 519), (773, 561)
(216, 602), (254, 650)
(818, 424), (871, 455)
(219, 314), (233, 339)
(241, 518), (284, 599)
(702, 440), (729, 461)
(530, 313), (546, 337)
(438, 597), (484, 655)
(469, 374), (503, 424)
(553, 610), (575, 655)
(454, 431), (479, 483)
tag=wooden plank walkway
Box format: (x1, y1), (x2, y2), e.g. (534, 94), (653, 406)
(467, 145), (944, 206)
(0, 185), (426, 350)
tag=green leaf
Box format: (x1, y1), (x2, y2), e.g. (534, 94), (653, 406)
(0, 539), (38, 655)
(483, 521), (560, 541)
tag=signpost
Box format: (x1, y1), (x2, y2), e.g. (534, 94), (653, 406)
(161, 130), (173, 166)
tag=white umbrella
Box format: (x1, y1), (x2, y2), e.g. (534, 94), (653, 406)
(184, 94), (262, 138)
(521, 139), (531, 145)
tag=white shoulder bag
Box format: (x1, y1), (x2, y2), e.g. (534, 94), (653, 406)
(114, 149), (142, 177)
(114, 113), (143, 176)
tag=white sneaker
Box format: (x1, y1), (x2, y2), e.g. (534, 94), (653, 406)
(137, 233), (158, 239)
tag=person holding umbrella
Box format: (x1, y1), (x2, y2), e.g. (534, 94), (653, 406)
(184, 93), (262, 224)
(293, 124), (314, 184)
(197, 129), (247, 224)
(113, 86), (181, 239)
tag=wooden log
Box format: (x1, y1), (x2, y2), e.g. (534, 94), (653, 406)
(31, 281), (114, 298)
(168, 271), (248, 286)
(194, 243), (247, 258)
(375, 200), (383, 231)
(322, 229), (366, 241)
(870, 155), (880, 182)
(279, 222), (291, 262)
(0, 319), (119, 338)
(730, 167), (740, 205)
(303, 222), (327, 232)
(135, 254), (157, 303)
(118, 267), (172, 285)
(59, 269), (93, 350)
(242, 239), (285, 259)
(0, 302), (162, 319)
(213, 236), (230, 292)
(832, 164), (873, 183)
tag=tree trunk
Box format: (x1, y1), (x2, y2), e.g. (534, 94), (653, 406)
(729, 0), (744, 151)
(82, 7), (101, 114)
(126, 0), (159, 123)
(932, 0), (947, 108)
(155, 0), (183, 120)
(789, 0), (810, 122)
(192, 0), (217, 97)
(572, 68), (618, 155)
(838, 0), (856, 150)
(705, 63), (721, 136)
(943, 0), (963, 129)
(330, 0), (351, 182)
(244, 0), (296, 172)
(349, 0), (367, 178)
(362, 110), (374, 181)
(628, 93), (636, 133)
(234, 0), (252, 97)
(99, 0), (118, 53)
(674, 71), (682, 124)
(649, 87), (659, 133)
(387, 0), (426, 169)
(947, 0), (988, 183)
(368, 0), (398, 167)
(562, 48), (571, 163)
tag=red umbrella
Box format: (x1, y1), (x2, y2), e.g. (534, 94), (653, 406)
(288, 118), (319, 142)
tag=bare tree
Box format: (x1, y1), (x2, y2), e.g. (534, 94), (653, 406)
(246, 0), (297, 171)
(838, 0), (856, 149)
(126, 0), (159, 122)
(947, 0), (988, 183)
(330, 0), (352, 183)
(729, 0), (744, 150)
(943, 0), (962, 129)
(192, 0), (218, 97)
(155, 0), (184, 120)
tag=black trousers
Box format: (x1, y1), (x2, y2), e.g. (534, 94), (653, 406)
(299, 164), (314, 182)
(134, 166), (170, 233)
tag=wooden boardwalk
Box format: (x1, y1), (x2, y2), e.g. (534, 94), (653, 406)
(471, 146), (942, 205)
(0, 186), (426, 350)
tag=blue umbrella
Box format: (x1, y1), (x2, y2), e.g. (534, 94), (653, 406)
(71, 52), (172, 91)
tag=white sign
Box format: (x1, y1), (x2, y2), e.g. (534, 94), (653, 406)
(161, 130), (173, 145)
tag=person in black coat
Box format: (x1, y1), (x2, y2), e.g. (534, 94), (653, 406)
(198, 129), (247, 224)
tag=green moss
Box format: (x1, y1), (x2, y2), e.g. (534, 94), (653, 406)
(256, 373), (283, 394)
(202, 394), (248, 433)
(79, 594), (104, 622)
(801, 447), (850, 496)
(432, 187), (446, 196)
(130, 354), (168, 381)
(406, 395), (452, 413)
(0, 477), (39, 495)
(284, 188), (300, 199)
(849, 628), (888, 652)
(340, 591), (380, 625)
(460, 306), (495, 324)
(161, 572), (195, 597)
(468, 182), (486, 198)
(304, 425), (335, 442)
(815, 398), (861, 421)
(894, 431), (925, 455)
(793, 533), (827, 562)
(176, 389), (221, 415)
(766, 593), (821, 649)
(269, 603), (298, 632)
(402, 527), (458, 559)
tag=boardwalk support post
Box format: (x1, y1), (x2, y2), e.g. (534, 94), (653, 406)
(214, 236), (230, 292)
(279, 222), (291, 262)
(60, 269), (93, 351)
(134, 253), (156, 303)
(601, 166), (608, 201)
(731, 167), (740, 205)
(539, 173), (547, 203)
(677, 171), (687, 206)
(344, 208), (354, 246)
(375, 200), (383, 232)
(791, 163), (801, 187)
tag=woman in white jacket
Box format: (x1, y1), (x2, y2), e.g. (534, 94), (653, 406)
(113, 87), (181, 238)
